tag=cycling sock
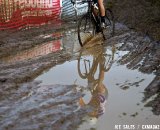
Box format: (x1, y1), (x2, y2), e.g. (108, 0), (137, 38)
(101, 16), (105, 23)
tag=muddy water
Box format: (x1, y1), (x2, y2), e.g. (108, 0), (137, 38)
(0, 22), (160, 130)
(36, 44), (159, 130)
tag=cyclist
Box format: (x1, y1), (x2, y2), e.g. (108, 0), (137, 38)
(93, 0), (106, 28)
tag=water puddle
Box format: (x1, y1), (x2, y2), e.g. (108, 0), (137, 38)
(35, 44), (159, 130)
(0, 19), (159, 129)
(1, 33), (63, 63)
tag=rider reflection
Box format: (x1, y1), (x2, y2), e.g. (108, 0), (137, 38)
(78, 45), (115, 120)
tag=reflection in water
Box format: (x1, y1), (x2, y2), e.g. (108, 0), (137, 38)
(78, 45), (115, 124)
(2, 32), (62, 63)
(0, 0), (61, 30)
(35, 42), (158, 130)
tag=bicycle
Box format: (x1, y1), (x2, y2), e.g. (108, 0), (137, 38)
(71, 0), (115, 47)
(77, 45), (115, 83)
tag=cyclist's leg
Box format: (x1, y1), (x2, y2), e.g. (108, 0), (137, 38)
(98, 0), (105, 17)
(98, 0), (106, 27)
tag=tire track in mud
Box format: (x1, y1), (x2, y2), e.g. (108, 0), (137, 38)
(0, 83), (86, 130)
(110, 23), (160, 115)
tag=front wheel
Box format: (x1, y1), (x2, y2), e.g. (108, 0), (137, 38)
(78, 14), (96, 47)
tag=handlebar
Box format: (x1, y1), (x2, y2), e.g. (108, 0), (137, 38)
(71, 0), (93, 4)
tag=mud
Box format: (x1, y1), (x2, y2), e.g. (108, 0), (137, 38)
(110, 0), (160, 41)
(0, 82), (86, 130)
(0, 22), (160, 130)
(0, 22), (77, 58)
(112, 24), (160, 115)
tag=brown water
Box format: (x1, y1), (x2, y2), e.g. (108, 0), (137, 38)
(36, 44), (159, 130)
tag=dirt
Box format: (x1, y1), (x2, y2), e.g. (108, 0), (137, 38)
(108, 0), (160, 41)
(112, 24), (160, 115)
(0, 82), (87, 130)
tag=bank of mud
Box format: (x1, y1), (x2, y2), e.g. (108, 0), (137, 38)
(108, 0), (160, 41)
(0, 22), (77, 58)
(107, 23), (160, 115)
(0, 81), (87, 130)
(107, 1), (160, 113)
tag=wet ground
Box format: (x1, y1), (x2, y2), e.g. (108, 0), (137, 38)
(0, 22), (160, 130)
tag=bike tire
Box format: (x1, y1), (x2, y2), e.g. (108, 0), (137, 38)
(78, 14), (96, 47)
(77, 54), (90, 79)
(77, 50), (98, 79)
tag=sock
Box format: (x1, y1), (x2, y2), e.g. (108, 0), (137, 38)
(101, 16), (105, 23)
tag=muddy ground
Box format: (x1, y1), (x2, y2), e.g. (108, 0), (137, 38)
(109, 0), (160, 41)
(0, 22), (160, 129)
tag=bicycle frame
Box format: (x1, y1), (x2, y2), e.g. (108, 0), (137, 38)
(72, 0), (115, 46)
(71, 0), (98, 22)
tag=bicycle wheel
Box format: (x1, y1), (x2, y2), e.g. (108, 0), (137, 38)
(77, 52), (93, 79)
(102, 54), (113, 72)
(77, 49), (99, 79)
(102, 46), (115, 71)
(78, 14), (96, 47)
(103, 9), (115, 37)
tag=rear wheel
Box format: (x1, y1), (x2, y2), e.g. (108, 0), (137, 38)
(78, 14), (96, 47)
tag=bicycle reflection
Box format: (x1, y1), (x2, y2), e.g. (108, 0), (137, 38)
(77, 45), (115, 121)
